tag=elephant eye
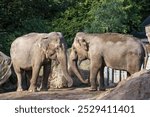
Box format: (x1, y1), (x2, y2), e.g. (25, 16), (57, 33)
(73, 47), (77, 54)
(72, 46), (76, 51)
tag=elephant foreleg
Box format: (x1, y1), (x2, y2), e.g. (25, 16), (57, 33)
(13, 66), (23, 91)
(98, 67), (105, 91)
(24, 70), (32, 90)
(29, 65), (41, 92)
(41, 63), (51, 91)
(16, 72), (23, 91)
(89, 60), (102, 91)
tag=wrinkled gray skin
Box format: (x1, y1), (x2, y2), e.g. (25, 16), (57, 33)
(10, 32), (73, 92)
(0, 51), (12, 85)
(69, 32), (147, 91)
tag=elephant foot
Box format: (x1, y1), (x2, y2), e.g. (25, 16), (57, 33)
(40, 87), (48, 91)
(84, 79), (89, 84)
(67, 79), (73, 87)
(89, 87), (97, 91)
(17, 88), (23, 92)
(28, 86), (37, 92)
(99, 88), (106, 91)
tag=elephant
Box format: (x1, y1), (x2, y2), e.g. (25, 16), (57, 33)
(10, 32), (73, 92)
(69, 32), (147, 91)
(145, 25), (150, 43)
(0, 51), (12, 86)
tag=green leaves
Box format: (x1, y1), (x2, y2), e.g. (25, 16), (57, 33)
(0, 0), (149, 53)
(85, 0), (141, 33)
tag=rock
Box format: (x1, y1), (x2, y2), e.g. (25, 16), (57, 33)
(96, 70), (150, 100)
(0, 51), (16, 92)
(48, 50), (90, 89)
(49, 61), (68, 89)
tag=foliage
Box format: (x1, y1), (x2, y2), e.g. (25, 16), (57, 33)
(0, 0), (150, 54)
(85, 0), (141, 33)
(49, 0), (93, 46)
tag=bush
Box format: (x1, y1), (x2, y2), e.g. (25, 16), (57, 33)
(85, 0), (141, 33)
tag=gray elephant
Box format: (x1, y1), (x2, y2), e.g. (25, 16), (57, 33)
(10, 32), (73, 92)
(69, 32), (147, 91)
(0, 51), (12, 86)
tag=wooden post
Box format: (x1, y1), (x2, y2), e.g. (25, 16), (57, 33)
(119, 70), (122, 82)
(112, 69), (114, 83)
(106, 67), (109, 86)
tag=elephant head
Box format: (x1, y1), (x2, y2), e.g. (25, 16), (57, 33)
(69, 32), (89, 84)
(38, 32), (73, 87)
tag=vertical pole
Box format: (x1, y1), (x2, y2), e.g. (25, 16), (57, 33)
(112, 69), (114, 84)
(106, 67), (109, 86)
(119, 70), (122, 82)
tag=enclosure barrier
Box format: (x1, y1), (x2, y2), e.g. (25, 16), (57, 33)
(105, 52), (150, 86)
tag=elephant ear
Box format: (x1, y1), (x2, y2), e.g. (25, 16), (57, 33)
(70, 47), (78, 60)
(37, 36), (48, 51)
(37, 35), (52, 53)
(77, 37), (89, 51)
(37, 37), (56, 56)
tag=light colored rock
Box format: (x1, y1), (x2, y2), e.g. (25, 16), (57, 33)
(95, 70), (150, 100)
(49, 61), (68, 89)
(49, 59), (90, 88)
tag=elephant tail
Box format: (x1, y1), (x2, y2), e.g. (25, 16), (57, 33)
(0, 61), (12, 85)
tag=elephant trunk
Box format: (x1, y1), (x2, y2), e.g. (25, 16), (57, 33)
(69, 49), (88, 84)
(57, 46), (73, 87)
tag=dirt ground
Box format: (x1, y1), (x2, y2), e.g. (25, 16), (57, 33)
(0, 70), (150, 100)
(0, 87), (109, 100)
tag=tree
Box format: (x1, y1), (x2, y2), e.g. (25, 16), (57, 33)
(85, 0), (141, 33)
(0, 0), (150, 54)
(49, 0), (93, 46)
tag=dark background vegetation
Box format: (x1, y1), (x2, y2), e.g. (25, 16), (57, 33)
(0, 0), (150, 55)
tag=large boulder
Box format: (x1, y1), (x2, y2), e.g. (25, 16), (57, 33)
(0, 51), (11, 85)
(48, 60), (68, 88)
(48, 59), (90, 89)
(96, 70), (150, 100)
(0, 51), (16, 93)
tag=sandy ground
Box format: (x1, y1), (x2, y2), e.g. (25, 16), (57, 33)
(1, 70), (150, 100)
(0, 87), (109, 100)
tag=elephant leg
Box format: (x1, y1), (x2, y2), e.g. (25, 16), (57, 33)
(16, 73), (23, 91)
(127, 54), (141, 77)
(28, 65), (41, 92)
(25, 70), (32, 90)
(127, 72), (131, 77)
(89, 59), (102, 91)
(127, 66), (140, 77)
(41, 63), (51, 91)
(13, 66), (23, 91)
(21, 71), (27, 90)
(98, 67), (106, 91)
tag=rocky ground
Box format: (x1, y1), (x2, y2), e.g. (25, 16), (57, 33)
(0, 69), (150, 100)
(0, 87), (102, 100)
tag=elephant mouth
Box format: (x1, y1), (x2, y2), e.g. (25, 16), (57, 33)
(78, 58), (87, 65)
(47, 52), (57, 60)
